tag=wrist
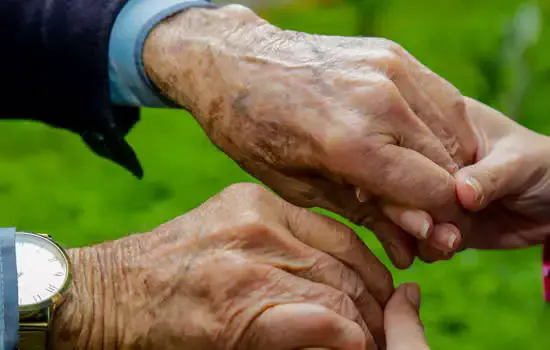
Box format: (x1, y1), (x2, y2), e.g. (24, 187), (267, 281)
(49, 242), (135, 350)
(142, 5), (277, 114)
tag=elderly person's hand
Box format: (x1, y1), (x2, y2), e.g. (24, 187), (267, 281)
(142, 4), (477, 268)
(49, 183), (394, 350)
(384, 283), (430, 350)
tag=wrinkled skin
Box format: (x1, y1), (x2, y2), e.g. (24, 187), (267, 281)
(142, 5), (478, 268)
(50, 183), (394, 350)
(449, 98), (550, 249)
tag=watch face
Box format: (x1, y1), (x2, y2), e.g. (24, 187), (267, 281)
(16, 233), (70, 307)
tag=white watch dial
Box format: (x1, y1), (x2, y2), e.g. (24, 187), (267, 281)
(15, 233), (69, 307)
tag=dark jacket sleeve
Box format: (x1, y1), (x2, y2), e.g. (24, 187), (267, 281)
(0, 0), (143, 177)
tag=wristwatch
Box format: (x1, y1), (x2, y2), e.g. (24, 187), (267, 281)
(15, 232), (72, 350)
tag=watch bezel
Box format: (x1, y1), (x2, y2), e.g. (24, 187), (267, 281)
(16, 232), (72, 314)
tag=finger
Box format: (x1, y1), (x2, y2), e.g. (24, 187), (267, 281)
(426, 223), (460, 252)
(356, 78), (458, 174)
(454, 151), (547, 215)
(416, 240), (452, 264)
(247, 164), (418, 274)
(454, 146), (534, 212)
(369, 216), (416, 269)
(385, 283), (430, 350)
(329, 140), (458, 216)
(284, 206), (395, 305)
(245, 303), (370, 350)
(389, 47), (477, 167)
(238, 260), (375, 347)
(380, 203), (432, 240)
(295, 249), (386, 346)
(354, 74), (458, 172)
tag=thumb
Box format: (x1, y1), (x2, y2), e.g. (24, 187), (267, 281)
(385, 283), (430, 350)
(243, 303), (371, 350)
(455, 145), (531, 211)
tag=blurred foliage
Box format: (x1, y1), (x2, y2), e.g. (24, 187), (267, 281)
(3, 0), (550, 349)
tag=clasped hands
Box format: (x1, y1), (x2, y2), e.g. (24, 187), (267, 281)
(50, 4), (550, 350)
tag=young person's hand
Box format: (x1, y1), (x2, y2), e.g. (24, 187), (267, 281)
(453, 98), (550, 249)
(385, 283), (430, 350)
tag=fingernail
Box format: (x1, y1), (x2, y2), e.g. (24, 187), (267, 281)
(465, 176), (484, 205)
(447, 162), (459, 174)
(355, 187), (368, 203)
(399, 211), (430, 239)
(420, 220), (430, 239)
(448, 233), (458, 249)
(406, 284), (421, 310)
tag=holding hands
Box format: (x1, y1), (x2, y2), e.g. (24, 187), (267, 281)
(94, 5), (550, 349)
(143, 4), (478, 268)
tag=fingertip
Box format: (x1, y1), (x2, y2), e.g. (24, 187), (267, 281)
(371, 219), (417, 270)
(455, 173), (484, 211)
(385, 283), (422, 319)
(391, 252), (415, 270)
(386, 240), (416, 270)
(403, 283), (421, 310)
(428, 223), (461, 253)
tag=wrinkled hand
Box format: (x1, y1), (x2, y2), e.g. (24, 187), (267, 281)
(448, 98), (550, 249)
(142, 5), (477, 268)
(50, 183), (394, 350)
(384, 284), (430, 350)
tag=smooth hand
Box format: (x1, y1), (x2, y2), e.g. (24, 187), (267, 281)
(384, 284), (430, 350)
(451, 98), (550, 249)
(142, 5), (478, 268)
(49, 183), (394, 350)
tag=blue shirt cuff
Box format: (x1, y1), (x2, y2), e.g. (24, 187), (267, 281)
(108, 0), (216, 107)
(0, 228), (17, 350)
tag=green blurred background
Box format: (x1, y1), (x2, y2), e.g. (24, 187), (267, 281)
(4, 0), (550, 348)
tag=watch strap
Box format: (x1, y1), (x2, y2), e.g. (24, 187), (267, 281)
(18, 296), (52, 350)
(18, 330), (48, 350)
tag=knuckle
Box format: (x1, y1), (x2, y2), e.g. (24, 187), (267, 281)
(346, 270), (370, 307)
(369, 80), (412, 121)
(387, 39), (405, 54)
(220, 4), (256, 17)
(235, 215), (276, 237)
(323, 127), (380, 160)
(331, 225), (357, 254)
(374, 38), (403, 53)
(222, 182), (279, 209)
(333, 290), (362, 321)
(453, 94), (467, 116)
(426, 176), (457, 209)
(381, 49), (404, 75)
(374, 76), (400, 99)
(224, 182), (267, 197)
